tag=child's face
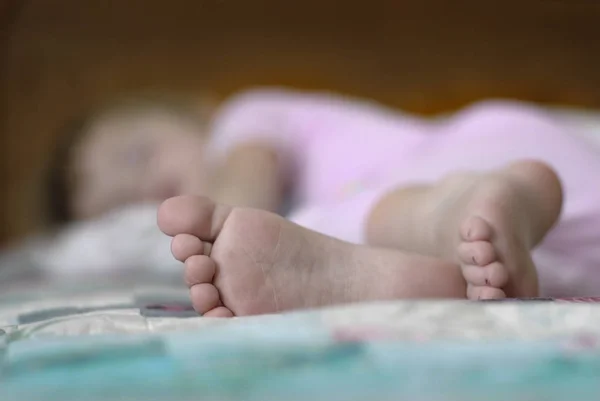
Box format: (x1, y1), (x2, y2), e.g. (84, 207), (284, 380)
(71, 111), (210, 220)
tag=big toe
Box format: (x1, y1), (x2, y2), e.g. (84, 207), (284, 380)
(460, 215), (493, 242)
(158, 195), (231, 241)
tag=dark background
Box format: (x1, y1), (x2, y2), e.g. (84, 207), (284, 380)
(1, 0), (599, 244)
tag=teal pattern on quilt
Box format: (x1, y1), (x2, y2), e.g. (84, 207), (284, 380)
(2, 327), (600, 401)
(2, 287), (600, 401)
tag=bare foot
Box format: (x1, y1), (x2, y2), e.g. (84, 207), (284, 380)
(437, 161), (562, 299)
(158, 196), (465, 317)
(370, 161), (562, 300)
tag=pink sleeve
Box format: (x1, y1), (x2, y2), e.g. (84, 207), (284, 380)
(207, 89), (306, 176)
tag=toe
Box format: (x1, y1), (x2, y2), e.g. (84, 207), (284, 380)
(461, 262), (509, 288)
(203, 306), (234, 318)
(171, 234), (206, 262)
(457, 241), (496, 266)
(158, 195), (231, 241)
(184, 255), (216, 287)
(190, 283), (221, 314)
(460, 216), (493, 242)
(467, 285), (506, 300)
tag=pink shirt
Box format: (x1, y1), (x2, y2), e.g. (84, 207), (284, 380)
(208, 89), (600, 298)
(209, 89), (429, 206)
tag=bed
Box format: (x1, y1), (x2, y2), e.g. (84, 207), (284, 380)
(0, 104), (599, 400)
(3, 2), (600, 399)
(2, 282), (600, 401)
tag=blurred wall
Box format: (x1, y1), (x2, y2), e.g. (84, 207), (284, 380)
(1, 0), (600, 243)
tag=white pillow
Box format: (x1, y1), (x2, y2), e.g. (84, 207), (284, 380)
(31, 203), (181, 277)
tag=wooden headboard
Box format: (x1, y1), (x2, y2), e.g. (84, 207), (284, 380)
(1, 0), (600, 244)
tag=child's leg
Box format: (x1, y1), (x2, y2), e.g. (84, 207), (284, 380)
(293, 101), (600, 298)
(290, 161), (561, 299)
(413, 101), (600, 297)
(366, 160), (562, 299)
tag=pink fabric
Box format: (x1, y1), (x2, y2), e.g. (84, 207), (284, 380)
(209, 88), (600, 297)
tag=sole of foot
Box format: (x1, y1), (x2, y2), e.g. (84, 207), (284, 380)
(158, 196), (466, 317)
(434, 160), (562, 299)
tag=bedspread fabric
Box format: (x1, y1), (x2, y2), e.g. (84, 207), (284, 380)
(1, 286), (600, 401)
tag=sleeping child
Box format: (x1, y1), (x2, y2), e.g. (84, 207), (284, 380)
(45, 88), (600, 316)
